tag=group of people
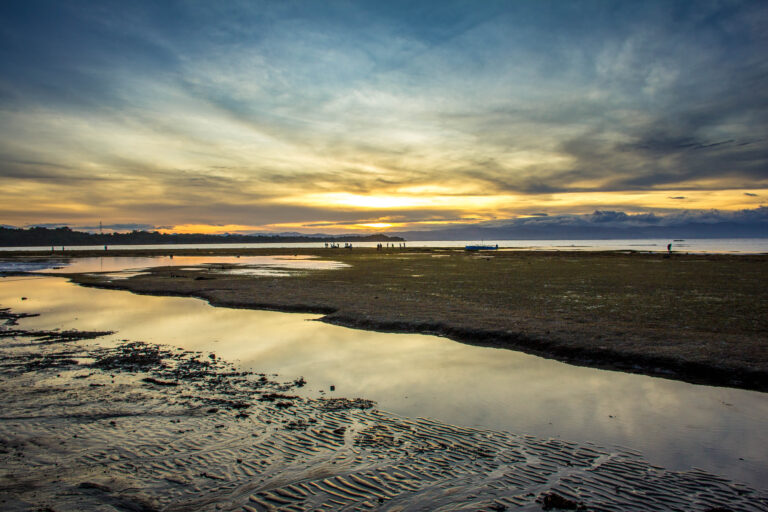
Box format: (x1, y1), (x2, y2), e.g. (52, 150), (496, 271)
(324, 242), (353, 249)
(321, 241), (407, 250)
(376, 242), (406, 250)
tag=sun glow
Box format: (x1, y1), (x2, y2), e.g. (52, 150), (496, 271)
(66, 189), (765, 236)
(356, 222), (394, 229)
(156, 224), (265, 235)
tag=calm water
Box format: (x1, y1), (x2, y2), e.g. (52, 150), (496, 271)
(0, 254), (348, 276)
(1, 238), (767, 253)
(1, 274), (766, 490)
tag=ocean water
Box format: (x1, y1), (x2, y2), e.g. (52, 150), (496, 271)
(1, 238), (766, 253)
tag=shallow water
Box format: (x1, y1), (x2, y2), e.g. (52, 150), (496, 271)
(1, 275), (766, 489)
(0, 254), (348, 275)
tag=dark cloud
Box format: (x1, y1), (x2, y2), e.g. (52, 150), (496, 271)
(399, 207), (768, 240)
(27, 223), (70, 229)
(502, 207), (768, 229)
(75, 223), (155, 232)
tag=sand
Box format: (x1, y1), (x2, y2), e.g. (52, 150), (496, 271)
(1, 306), (767, 511)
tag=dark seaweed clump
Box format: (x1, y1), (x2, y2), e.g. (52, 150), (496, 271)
(93, 342), (167, 371)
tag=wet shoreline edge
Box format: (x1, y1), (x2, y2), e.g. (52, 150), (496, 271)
(68, 276), (768, 393)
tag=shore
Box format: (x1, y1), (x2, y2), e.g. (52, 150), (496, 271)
(14, 246), (762, 392)
(2, 306), (766, 511)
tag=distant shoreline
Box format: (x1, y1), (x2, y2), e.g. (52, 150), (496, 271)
(2, 237), (768, 255)
(0, 226), (404, 247)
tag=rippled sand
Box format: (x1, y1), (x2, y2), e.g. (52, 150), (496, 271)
(1, 307), (766, 512)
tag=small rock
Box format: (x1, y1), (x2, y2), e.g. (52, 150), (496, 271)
(539, 492), (584, 510)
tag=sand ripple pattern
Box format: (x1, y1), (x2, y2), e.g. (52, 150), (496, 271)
(1, 308), (766, 511)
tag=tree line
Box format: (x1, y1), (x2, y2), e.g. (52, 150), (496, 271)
(0, 226), (404, 247)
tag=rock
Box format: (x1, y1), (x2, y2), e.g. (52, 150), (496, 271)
(538, 492), (584, 510)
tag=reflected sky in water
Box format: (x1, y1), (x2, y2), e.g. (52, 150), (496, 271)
(0, 254), (347, 275)
(1, 275), (766, 489)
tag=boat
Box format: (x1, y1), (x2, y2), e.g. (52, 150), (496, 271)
(465, 244), (498, 251)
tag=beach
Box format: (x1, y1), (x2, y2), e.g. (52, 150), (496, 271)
(2, 248), (768, 511)
(2, 305), (767, 511)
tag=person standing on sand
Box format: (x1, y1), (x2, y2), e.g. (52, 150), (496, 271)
(667, 243), (672, 254)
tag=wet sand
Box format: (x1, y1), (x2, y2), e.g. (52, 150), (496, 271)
(20, 247), (765, 392)
(2, 306), (766, 511)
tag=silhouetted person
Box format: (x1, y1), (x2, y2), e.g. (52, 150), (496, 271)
(667, 243), (672, 254)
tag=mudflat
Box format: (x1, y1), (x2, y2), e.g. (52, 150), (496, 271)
(2, 307), (766, 511)
(11, 246), (765, 391)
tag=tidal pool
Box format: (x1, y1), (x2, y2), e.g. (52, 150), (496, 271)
(0, 254), (348, 275)
(1, 274), (766, 490)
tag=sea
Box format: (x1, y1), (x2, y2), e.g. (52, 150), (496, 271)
(1, 238), (767, 253)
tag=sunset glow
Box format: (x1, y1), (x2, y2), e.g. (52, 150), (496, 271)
(0, 1), (766, 235)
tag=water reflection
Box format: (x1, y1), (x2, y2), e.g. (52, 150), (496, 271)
(0, 254), (348, 275)
(1, 276), (766, 489)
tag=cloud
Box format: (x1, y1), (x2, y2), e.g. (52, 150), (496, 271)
(511, 207), (768, 229)
(75, 223), (156, 232)
(398, 207), (768, 240)
(1, 1), (767, 228)
(27, 223), (70, 229)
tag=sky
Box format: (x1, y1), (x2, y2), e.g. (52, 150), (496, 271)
(1, 0), (767, 234)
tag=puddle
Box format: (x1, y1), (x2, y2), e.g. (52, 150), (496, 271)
(0, 254), (348, 276)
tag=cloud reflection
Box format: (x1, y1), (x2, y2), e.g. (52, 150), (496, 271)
(2, 275), (766, 487)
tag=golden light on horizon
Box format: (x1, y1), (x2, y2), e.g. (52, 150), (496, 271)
(131, 187), (768, 235)
(156, 224), (265, 235)
(356, 222), (395, 229)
